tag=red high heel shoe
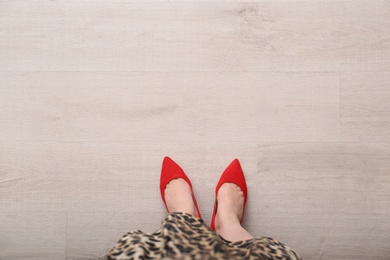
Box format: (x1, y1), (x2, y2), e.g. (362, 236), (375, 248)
(160, 156), (202, 219)
(210, 158), (247, 231)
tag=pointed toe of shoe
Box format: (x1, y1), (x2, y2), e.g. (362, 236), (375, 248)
(220, 159), (247, 193)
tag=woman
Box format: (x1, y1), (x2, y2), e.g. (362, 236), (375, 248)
(105, 157), (301, 260)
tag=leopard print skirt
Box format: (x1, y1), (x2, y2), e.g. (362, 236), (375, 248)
(105, 212), (301, 260)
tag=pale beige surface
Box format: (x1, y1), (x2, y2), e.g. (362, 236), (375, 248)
(0, 1), (390, 259)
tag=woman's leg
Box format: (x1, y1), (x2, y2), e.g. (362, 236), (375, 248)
(164, 178), (199, 217)
(214, 183), (254, 242)
(165, 179), (252, 241)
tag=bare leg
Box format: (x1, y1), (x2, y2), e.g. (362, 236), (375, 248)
(164, 178), (198, 218)
(215, 183), (253, 242)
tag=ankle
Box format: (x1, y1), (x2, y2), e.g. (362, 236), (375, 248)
(169, 206), (197, 217)
(217, 225), (254, 242)
(216, 211), (241, 232)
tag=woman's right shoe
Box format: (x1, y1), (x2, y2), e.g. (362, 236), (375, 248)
(210, 158), (247, 231)
(160, 156), (202, 219)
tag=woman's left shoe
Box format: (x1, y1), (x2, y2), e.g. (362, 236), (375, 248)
(160, 156), (202, 219)
(210, 158), (247, 231)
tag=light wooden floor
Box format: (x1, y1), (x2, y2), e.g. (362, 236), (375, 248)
(1, 1), (390, 259)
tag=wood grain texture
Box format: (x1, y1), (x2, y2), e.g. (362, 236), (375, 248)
(255, 143), (390, 259)
(0, 71), (339, 143)
(340, 72), (390, 143)
(0, 1), (390, 259)
(0, 213), (66, 260)
(1, 1), (389, 72)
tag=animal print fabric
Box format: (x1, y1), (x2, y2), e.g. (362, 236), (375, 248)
(105, 212), (301, 260)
